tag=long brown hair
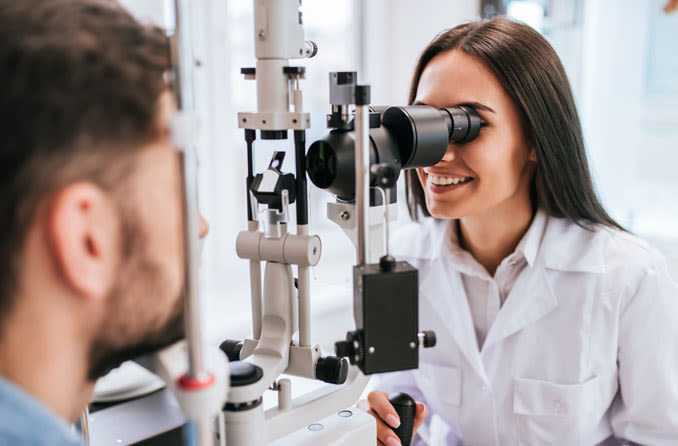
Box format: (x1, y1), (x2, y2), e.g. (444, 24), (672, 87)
(405, 18), (623, 231)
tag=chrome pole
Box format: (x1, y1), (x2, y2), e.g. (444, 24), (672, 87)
(171, 1), (212, 445)
(354, 86), (371, 265)
(173, 0), (205, 385)
(79, 407), (90, 446)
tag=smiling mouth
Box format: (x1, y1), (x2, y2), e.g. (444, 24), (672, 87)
(425, 174), (475, 192)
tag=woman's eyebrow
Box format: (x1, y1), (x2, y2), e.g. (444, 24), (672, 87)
(412, 100), (495, 114)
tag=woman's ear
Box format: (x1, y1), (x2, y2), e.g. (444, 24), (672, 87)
(528, 147), (537, 162)
(45, 182), (121, 301)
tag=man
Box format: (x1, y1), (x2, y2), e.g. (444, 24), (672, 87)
(0, 0), (208, 443)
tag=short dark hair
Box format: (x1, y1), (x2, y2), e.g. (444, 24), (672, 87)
(405, 18), (623, 231)
(0, 0), (170, 320)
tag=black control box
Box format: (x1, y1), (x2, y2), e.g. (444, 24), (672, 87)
(336, 261), (419, 374)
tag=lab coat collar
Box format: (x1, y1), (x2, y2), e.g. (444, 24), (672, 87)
(518, 208), (547, 268)
(480, 217), (607, 350)
(439, 208), (548, 274)
(539, 216), (606, 273)
(423, 240), (560, 378)
(419, 258), (489, 382)
(407, 212), (607, 381)
(481, 265), (559, 351)
(406, 210), (605, 274)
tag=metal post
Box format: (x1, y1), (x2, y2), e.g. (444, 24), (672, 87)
(354, 86), (371, 265)
(173, 0), (205, 385)
(172, 1), (213, 445)
(249, 224), (263, 340)
(297, 226), (311, 347)
(79, 407), (90, 446)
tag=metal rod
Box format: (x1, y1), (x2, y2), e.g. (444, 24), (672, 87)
(246, 129), (256, 221)
(297, 225), (311, 347)
(354, 90), (371, 265)
(249, 221), (263, 340)
(79, 406), (90, 446)
(174, 0), (205, 382)
(218, 411), (226, 446)
(294, 130), (309, 225)
(277, 378), (292, 411)
(178, 151), (205, 378)
(245, 130), (261, 340)
(294, 128), (311, 346)
(375, 187), (390, 258)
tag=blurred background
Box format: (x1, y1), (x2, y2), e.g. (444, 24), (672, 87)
(118, 0), (678, 383)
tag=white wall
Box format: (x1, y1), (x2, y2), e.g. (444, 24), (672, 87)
(361, 0), (481, 105)
(579, 0), (648, 223)
(117, 0), (169, 26)
(577, 0), (678, 277)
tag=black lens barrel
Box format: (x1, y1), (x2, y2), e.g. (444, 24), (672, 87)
(381, 106), (449, 169)
(305, 104), (482, 199)
(440, 105), (481, 143)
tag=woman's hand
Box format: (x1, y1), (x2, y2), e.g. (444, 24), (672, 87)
(357, 390), (429, 446)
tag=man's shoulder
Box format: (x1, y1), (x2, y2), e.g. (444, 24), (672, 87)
(0, 377), (82, 446)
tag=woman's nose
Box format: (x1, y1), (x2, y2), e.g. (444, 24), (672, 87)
(199, 214), (209, 239)
(441, 144), (457, 162)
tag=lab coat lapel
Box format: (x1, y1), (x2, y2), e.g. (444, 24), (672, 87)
(479, 215), (606, 351)
(481, 264), (558, 352)
(424, 259), (488, 382)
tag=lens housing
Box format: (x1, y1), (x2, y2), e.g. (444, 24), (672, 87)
(306, 104), (480, 200)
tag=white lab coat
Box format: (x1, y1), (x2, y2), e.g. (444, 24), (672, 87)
(378, 214), (678, 445)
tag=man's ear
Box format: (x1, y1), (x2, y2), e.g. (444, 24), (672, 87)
(45, 183), (121, 301)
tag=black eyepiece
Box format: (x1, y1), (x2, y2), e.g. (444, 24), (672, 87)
(440, 105), (481, 143)
(305, 104), (482, 200)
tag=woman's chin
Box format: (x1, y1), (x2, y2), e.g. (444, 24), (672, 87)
(425, 202), (465, 220)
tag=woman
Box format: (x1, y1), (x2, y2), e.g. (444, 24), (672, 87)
(363, 18), (678, 446)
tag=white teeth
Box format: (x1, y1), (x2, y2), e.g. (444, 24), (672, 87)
(429, 175), (472, 186)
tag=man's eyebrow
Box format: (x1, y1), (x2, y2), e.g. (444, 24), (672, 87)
(412, 100), (495, 114)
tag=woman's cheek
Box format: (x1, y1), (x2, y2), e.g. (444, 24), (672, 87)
(416, 168), (426, 187)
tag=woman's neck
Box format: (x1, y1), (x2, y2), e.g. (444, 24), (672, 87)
(458, 192), (535, 276)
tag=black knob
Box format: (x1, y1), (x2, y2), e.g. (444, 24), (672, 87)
(306, 40), (318, 58)
(379, 255), (397, 272)
(354, 84), (371, 106)
(335, 331), (363, 366)
(371, 163), (398, 189)
(229, 361), (263, 387)
(422, 330), (437, 348)
(388, 392), (416, 446)
(315, 356), (349, 385)
(335, 340), (354, 358)
(219, 339), (243, 362)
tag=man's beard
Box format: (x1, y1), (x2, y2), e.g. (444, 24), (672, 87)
(86, 214), (186, 381)
(87, 297), (185, 381)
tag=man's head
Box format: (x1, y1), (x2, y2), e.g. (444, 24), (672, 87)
(0, 0), (190, 381)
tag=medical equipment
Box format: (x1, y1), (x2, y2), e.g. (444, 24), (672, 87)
(83, 1), (481, 445)
(217, 0), (481, 440)
(307, 74), (481, 203)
